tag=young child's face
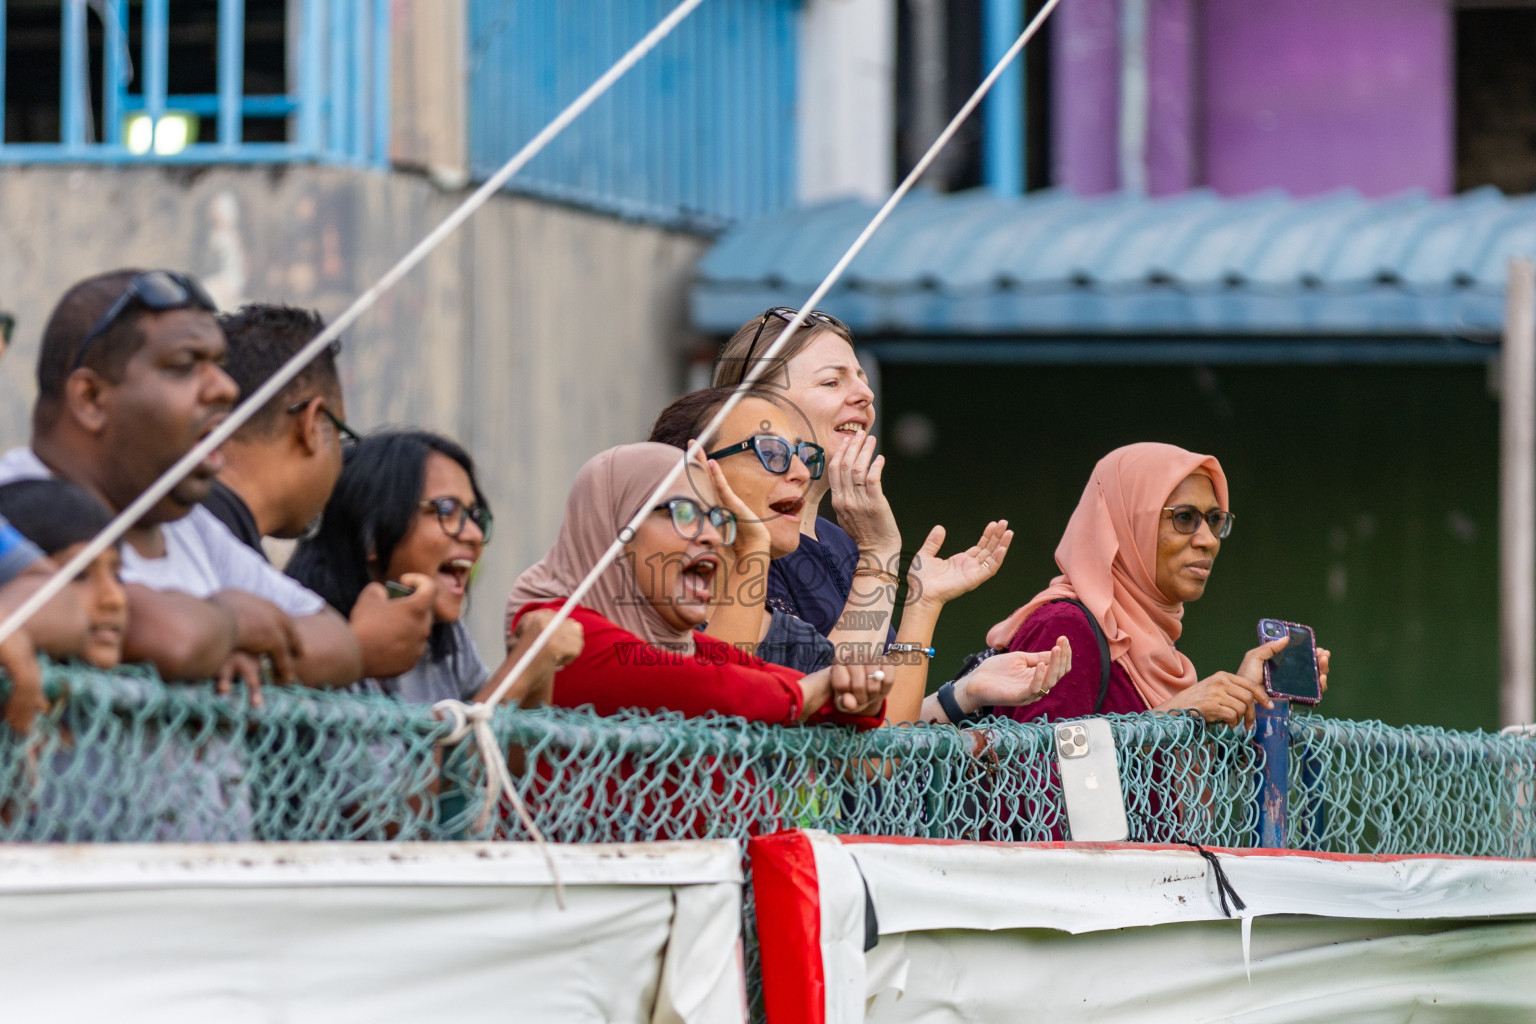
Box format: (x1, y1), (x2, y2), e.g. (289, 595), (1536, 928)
(53, 543), (127, 670)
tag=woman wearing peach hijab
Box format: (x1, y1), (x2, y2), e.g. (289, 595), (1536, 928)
(988, 442), (1329, 726)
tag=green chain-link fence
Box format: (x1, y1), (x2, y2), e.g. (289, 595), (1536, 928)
(5, 661), (1535, 1019)
(0, 662), (1532, 854)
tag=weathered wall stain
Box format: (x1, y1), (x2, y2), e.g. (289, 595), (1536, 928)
(0, 165), (708, 655)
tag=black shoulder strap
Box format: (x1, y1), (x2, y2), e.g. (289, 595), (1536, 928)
(1051, 599), (1112, 714)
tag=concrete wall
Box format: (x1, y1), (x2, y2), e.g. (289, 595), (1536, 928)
(0, 165), (708, 657)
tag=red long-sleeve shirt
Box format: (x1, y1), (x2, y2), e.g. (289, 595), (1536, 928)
(513, 602), (884, 728)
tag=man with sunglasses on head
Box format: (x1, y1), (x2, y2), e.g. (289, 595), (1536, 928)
(0, 270), (363, 690)
(210, 304), (436, 679)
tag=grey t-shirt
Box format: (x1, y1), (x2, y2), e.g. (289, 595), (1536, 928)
(349, 620), (492, 704)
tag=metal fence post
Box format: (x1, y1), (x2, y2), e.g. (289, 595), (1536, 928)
(1254, 699), (1290, 847)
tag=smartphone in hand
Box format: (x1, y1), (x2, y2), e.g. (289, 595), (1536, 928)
(384, 580), (417, 600)
(1257, 618), (1321, 705)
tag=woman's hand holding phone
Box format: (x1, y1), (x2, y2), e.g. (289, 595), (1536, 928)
(1156, 636), (1286, 728)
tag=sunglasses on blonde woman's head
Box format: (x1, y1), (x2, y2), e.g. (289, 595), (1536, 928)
(1162, 505), (1235, 539)
(422, 496), (493, 543)
(706, 434), (825, 480)
(741, 306), (849, 372)
(651, 498), (738, 545)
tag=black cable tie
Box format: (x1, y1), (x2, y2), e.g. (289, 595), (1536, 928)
(1185, 842), (1247, 918)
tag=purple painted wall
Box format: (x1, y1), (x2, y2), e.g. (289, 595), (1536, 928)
(1052, 0), (1453, 198)
(1051, 0), (1119, 195)
(1202, 0), (1452, 197)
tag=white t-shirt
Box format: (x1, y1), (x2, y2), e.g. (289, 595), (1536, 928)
(0, 447), (325, 617)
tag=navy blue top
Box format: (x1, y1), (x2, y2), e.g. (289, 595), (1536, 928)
(767, 516), (896, 644)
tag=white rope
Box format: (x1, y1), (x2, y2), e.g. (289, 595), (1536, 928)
(0, 0), (709, 652)
(473, 0), (1067, 714)
(433, 698), (566, 908)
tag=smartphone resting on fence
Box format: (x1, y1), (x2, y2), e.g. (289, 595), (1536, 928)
(1054, 718), (1129, 842)
(384, 580), (416, 600)
(1257, 618), (1322, 705)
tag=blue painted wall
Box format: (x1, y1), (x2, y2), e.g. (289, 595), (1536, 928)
(467, 0), (799, 229)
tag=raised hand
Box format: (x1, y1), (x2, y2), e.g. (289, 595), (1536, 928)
(705, 457), (773, 563)
(905, 520), (1013, 610)
(350, 572), (437, 678)
(826, 428), (900, 559)
(954, 636), (1072, 711)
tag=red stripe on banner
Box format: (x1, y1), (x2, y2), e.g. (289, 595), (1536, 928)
(833, 834), (1534, 865)
(749, 830), (825, 1024)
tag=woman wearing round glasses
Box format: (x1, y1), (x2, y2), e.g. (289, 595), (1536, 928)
(506, 442), (893, 726)
(986, 443), (1330, 726)
(287, 430), (582, 706)
(649, 388), (1070, 723)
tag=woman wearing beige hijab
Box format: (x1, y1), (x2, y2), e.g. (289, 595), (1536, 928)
(988, 443), (1330, 726)
(506, 443), (893, 726)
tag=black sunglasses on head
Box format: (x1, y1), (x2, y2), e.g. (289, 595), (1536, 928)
(740, 307), (849, 376)
(73, 270), (217, 370)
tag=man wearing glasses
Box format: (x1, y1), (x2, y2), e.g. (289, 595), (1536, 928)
(209, 304), (436, 679)
(0, 270), (363, 689)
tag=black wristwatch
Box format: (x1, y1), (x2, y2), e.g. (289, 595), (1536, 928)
(936, 679), (980, 727)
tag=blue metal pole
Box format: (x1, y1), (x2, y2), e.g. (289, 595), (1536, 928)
(102, 0), (126, 144)
(371, 0), (390, 167)
(218, 0), (246, 150)
(298, 0), (322, 156)
(61, 0), (87, 148)
(982, 0), (1024, 196)
(327, 0), (350, 158)
(0, 0), (8, 147)
(1254, 699), (1291, 848)
(145, 0), (169, 128)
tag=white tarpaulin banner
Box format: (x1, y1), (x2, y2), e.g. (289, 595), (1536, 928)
(0, 840), (746, 1024)
(749, 831), (1536, 1024)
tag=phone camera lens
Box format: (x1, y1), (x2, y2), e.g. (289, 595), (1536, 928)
(1264, 622), (1286, 638)
(1057, 727), (1073, 742)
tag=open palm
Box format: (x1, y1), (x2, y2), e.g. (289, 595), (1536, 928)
(905, 520), (1013, 608)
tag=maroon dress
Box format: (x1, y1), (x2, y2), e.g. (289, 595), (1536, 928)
(998, 601), (1150, 721)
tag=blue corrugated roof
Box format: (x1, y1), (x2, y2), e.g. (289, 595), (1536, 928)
(691, 187), (1536, 340)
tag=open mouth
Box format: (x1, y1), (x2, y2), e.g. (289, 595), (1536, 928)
(768, 497), (804, 520)
(678, 555), (719, 604)
(833, 420), (866, 438)
(194, 421), (228, 476)
(437, 557), (475, 596)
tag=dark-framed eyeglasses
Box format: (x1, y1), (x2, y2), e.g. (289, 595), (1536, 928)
(651, 498), (738, 545)
(706, 434), (825, 480)
(73, 270), (218, 370)
(1162, 505), (1235, 539)
(740, 306), (849, 377)
(287, 399), (360, 447)
(422, 496), (493, 544)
